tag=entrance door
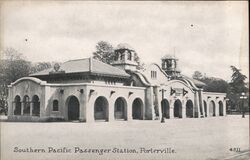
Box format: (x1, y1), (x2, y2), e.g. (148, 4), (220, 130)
(68, 96), (80, 121)
(174, 99), (182, 118)
(132, 98), (143, 119)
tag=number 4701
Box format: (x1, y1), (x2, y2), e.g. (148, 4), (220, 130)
(229, 148), (241, 152)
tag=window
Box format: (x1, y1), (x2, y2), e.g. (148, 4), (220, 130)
(53, 100), (59, 111)
(151, 71), (157, 79)
(127, 51), (132, 60)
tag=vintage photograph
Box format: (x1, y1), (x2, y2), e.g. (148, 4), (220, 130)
(0, 1), (249, 160)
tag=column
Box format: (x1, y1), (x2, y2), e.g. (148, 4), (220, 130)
(169, 100), (174, 119)
(215, 98), (219, 116)
(86, 88), (95, 123)
(127, 100), (132, 121)
(145, 87), (154, 120)
(21, 102), (24, 115)
(30, 102), (34, 116)
(194, 91), (200, 118)
(223, 100), (227, 116)
(154, 86), (160, 120)
(108, 101), (115, 122)
(182, 100), (186, 118)
(79, 90), (87, 122)
(198, 90), (204, 118)
(11, 102), (15, 116)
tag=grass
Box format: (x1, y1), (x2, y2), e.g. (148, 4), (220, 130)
(0, 115), (249, 160)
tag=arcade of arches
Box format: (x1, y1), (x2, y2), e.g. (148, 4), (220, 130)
(13, 95), (40, 116)
(11, 93), (226, 122)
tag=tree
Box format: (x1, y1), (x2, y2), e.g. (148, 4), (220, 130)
(229, 66), (247, 93)
(0, 48), (31, 114)
(192, 71), (203, 80)
(227, 66), (248, 112)
(202, 78), (229, 93)
(93, 41), (115, 64)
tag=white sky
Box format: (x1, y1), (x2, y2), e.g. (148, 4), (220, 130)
(0, 1), (248, 81)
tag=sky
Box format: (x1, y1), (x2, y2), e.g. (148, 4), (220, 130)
(0, 1), (248, 81)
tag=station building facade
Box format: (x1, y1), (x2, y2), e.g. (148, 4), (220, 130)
(7, 44), (227, 122)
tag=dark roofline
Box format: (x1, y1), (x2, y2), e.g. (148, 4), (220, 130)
(32, 71), (130, 79)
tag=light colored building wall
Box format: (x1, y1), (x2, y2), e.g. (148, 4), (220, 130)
(141, 63), (169, 85)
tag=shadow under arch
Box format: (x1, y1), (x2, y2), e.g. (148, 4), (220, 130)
(161, 99), (170, 119)
(186, 100), (194, 118)
(94, 96), (109, 121)
(66, 95), (80, 121)
(174, 99), (182, 118)
(114, 97), (127, 120)
(132, 98), (143, 120)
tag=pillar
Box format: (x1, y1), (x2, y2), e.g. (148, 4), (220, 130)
(154, 86), (160, 120)
(127, 100), (132, 121)
(86, 88), (95, 123)
(223, 100), (227, 116)
(194, 91), (200, 118)
(108, 101), (115, 122)
(198, 90), (204, 118)
(169, 99), (174, 119)
(21, 102), (24, 115)
(11, 102), (15, 116)
(182, 100), (186, 118)
(79, 89), (87, 122)
(145, 86), (154, 120)
(30, 102), (33, 116)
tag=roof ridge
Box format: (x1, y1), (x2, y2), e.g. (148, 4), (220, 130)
(66, 57), (90, 62)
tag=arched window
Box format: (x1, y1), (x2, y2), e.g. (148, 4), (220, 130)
(53, 100), (59, 111)
(127, 51), (132, 60)
(23, 95), (30, 115)
(14, 95), (21, 115)
(32, 95), (40, 116)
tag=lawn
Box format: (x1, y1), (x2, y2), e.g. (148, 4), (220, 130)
(0, 115), (249, 160)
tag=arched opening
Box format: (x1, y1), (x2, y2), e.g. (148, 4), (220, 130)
(161, 99), (170, 119)
(209, 101), (216, 117)
(132, 98), (143, 120)
(203, 100), (207, 117)
(32, 95), (40, 116)
(67, 96), (80, 121)
(174, 99), (182, 118)
(114, 97), (127, 120)
(14, 95), (21, 115)
(94, 96), (109, 121)
(219, 101), (223, 116)
(186, 100), (193, 118)
(23, 95), (30, 115)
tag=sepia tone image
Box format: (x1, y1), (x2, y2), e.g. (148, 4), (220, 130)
(0, 1), (249, 160)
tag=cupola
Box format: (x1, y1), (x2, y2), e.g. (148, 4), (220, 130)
(161, 54), (181, 77)
(112, 43), (138, 71)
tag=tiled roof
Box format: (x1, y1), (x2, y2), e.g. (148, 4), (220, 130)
(30, 58), (130, 77)
(161, 54), (177, 60)
(115, 43), (134, 51)
(182, 75), (206, 87)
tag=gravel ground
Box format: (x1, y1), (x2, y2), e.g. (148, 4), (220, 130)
(0, 115), (249, 160)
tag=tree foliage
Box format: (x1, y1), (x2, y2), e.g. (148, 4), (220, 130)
(192, 71), (203, 80)
(93, 41), (115, 64)
(0, 48), (53, 114)
(229, 66), (247, 93)
(192, 71), (229, 93)
(227, 66), (248, 110)
(202, 77), (229, 93)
